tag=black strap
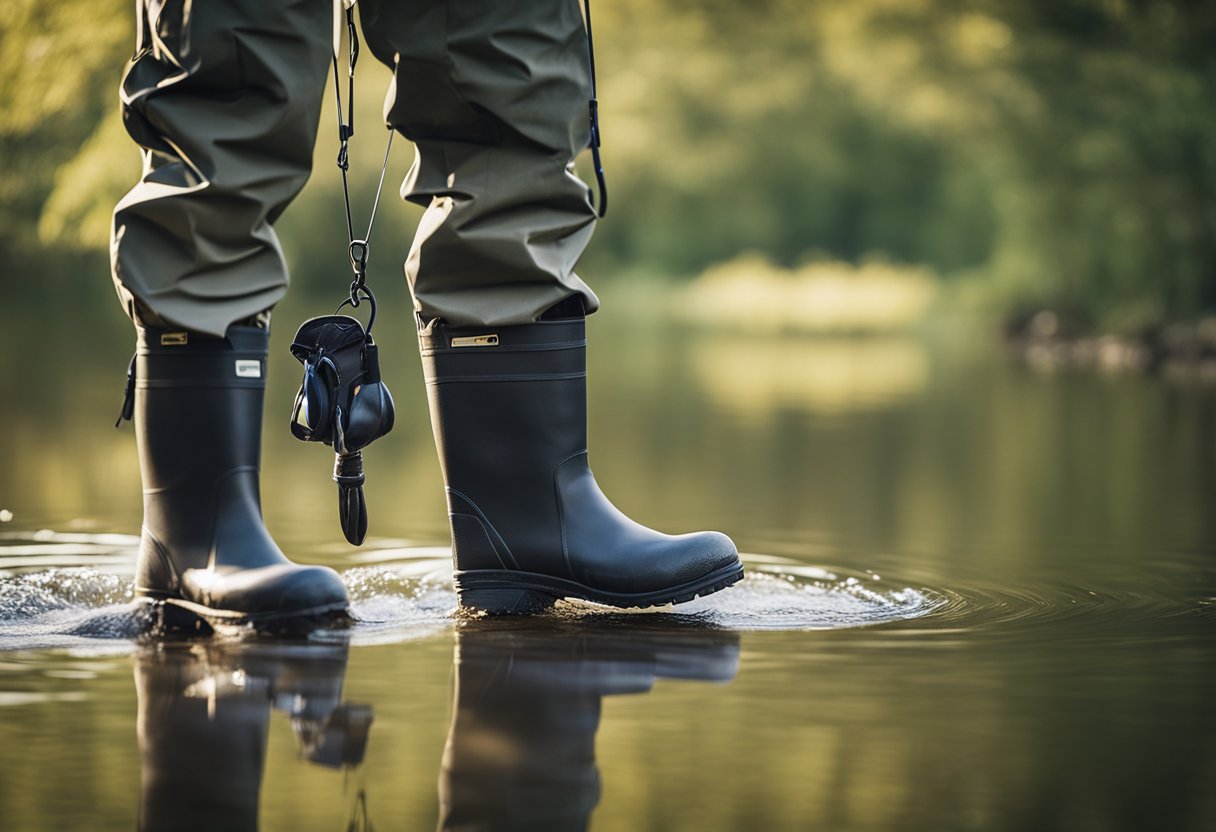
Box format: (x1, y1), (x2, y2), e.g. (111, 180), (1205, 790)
(331, 3), (394, 333)
(115, 352), (136, 426)
(583, 0), (607, 217)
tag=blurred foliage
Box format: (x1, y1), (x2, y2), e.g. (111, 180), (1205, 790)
(677, 252), (938, 333)
(0, 0), (128, 236)
(2, 0), (1215, 333)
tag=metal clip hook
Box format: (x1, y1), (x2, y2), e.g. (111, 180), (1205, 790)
(348, 239), (369, 275)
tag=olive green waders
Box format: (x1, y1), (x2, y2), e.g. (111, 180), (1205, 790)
(112, 0), (600, 335)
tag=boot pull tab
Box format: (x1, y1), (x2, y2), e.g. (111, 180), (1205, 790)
(115, 353), (136, 428)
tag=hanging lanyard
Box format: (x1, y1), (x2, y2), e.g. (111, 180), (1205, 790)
(331, 2), (393, 334)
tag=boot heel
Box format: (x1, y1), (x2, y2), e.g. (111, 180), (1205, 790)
(148, 600), (215, 637)
(458, 587), (558, 615)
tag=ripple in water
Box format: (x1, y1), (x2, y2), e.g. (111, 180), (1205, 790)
(910, 575), (1216, 643)
(660, 564), (940, 630)
(0, 534), (940, 649)
(336, 551), (941, 638)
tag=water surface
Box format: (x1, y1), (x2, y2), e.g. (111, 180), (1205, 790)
(1, 308), (1214, 831)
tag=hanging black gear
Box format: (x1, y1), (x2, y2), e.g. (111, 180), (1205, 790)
(288, 3), (396, 546)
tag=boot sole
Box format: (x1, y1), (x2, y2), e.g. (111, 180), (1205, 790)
(137, 592), (351, 636)
(454, 562), (746, 615)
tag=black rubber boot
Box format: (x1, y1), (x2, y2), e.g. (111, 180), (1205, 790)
(126, 325), (349, 627)
(419, 315), (744, 613)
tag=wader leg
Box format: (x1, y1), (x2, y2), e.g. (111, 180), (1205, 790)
(111, 0), (332, 337)
(358, 0), (601, 327)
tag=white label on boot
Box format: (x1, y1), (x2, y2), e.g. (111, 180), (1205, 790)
(235, 360), (262, 378)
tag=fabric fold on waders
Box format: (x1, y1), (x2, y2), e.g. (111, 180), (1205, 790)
(360, 0), (602, 327)
(112, 0), (333, 337)
(112, 0), (603, 334)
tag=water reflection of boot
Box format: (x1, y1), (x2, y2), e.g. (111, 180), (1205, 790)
(135, 641), (372, 832)
(438, 623), (741, 831)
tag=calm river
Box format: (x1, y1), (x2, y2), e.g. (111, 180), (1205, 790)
(1, 300), (1214, 831)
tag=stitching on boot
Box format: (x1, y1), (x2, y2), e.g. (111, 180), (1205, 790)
(449, 512), (508, 570)
(446, 488), (519, 570)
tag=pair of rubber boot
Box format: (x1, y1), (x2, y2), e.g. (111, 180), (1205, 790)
(123, 313), (742, 626)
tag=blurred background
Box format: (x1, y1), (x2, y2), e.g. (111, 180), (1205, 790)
(3, 0), (1216, 548)
(1, 0), (1214, 545)
(3, 4), (1216, 830)
(5, 0), (1216, 343)
(3, 0), (1215, 538)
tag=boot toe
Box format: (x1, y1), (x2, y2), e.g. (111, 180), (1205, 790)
(660, 530), (740, 589)
(182, 564), (350, 617)
(579, 529), (740, 596)
(273, 565), (350, 615)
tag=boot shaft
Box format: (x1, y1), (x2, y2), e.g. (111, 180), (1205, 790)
(419, 318), (588, 577)
(135, 326), (269, 488)
(133, 326), (271, 578)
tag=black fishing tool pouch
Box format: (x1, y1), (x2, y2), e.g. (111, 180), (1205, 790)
(286, 3), (403, 546)
(289, 315), (395, 545)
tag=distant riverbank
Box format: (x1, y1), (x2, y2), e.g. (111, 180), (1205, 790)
(666, 254), (1216, 380)
(1005, 311), (1216, 379)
